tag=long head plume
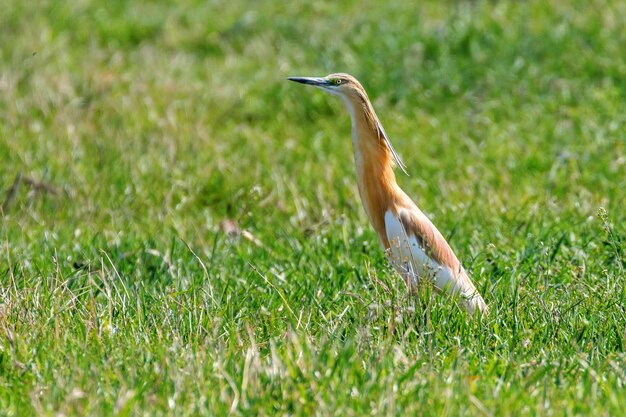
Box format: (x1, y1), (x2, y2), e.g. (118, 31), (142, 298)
(288, 73), (409, 175)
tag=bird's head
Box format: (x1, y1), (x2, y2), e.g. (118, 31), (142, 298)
(287, 72), (409, 175)
(287, 73), (365, 99)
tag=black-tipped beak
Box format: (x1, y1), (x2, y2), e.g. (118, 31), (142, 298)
(287, 77), (330, 87)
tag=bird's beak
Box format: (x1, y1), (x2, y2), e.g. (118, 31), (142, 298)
(287, 77), (331, 87)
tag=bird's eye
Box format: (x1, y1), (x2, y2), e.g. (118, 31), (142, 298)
(333, 78), (342, 85)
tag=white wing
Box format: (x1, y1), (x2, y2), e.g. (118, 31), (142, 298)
(384, 210), (456, 290)
(384, 209), (487, 314)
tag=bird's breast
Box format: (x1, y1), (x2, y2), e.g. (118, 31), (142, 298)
(354, 160), (396, 248)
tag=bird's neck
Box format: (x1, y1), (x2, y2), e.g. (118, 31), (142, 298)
(342, 96), (401, 247)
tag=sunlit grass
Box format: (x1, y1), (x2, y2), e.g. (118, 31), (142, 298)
(1, 0), (625, 415)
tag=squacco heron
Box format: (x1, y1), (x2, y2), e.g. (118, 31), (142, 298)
(288, 73), (488, 315)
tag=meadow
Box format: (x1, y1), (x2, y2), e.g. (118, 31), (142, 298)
(1, 0), (625, 415)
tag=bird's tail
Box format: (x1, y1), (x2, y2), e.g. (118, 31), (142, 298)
(464, 292), (489, 315)
(457, 268), (489, 316)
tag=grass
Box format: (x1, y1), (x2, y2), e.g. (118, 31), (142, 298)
(1, 0), (625, 415)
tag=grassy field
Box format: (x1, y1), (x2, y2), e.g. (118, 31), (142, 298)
(1, 0), (625, 415)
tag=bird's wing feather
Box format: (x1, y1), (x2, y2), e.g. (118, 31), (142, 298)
(384, 207), (488, 314)
(396, 207), (461, 273)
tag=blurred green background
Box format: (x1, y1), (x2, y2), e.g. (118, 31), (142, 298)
(1, 0), (625, 415)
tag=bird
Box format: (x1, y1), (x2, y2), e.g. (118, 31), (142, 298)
(288, 73), (488, 315)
